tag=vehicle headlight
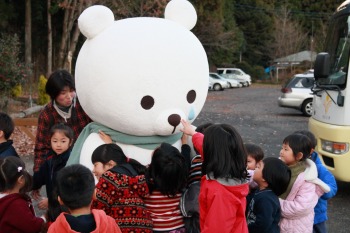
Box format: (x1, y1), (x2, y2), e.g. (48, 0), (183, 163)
(321, 139), (349, 154)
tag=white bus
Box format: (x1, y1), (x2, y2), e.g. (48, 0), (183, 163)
(309, 0), (350, 181)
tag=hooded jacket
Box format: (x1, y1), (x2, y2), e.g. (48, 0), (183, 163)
(279, 159), (330, 233)
(310, 152), (337, 224)
(199, 175), (249, 233)
(0, 193), (44, 233)
(48, 209), (121, 233)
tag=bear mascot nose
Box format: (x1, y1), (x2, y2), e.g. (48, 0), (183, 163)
(168, 114), (181, 127)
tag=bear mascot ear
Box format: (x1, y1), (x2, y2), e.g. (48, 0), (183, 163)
(164, 0), (197, 30)
(78, 5), (114, 39)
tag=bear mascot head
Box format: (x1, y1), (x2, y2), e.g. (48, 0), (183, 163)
(67, 0), (209, 171)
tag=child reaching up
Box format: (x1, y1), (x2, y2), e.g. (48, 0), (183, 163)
(0, 156), (46, 233)
(32, 123), (74, 222)
(246, 157), (291, 233)
(279, 133), (330, 233)
(91, 144), (153, 233)
(48, 164), (121, 233)
(181, 120), (249, 233)
(144, 142), (188, 232)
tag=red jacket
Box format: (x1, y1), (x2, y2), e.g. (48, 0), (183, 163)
(199, 176), (249, 233)
(48, 209), (121, 233)
(0, 193), (44, 233)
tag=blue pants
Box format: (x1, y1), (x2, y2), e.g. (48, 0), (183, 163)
(313, 221), (327, 233)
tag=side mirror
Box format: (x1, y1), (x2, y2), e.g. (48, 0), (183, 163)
(314, 52), (330, 80)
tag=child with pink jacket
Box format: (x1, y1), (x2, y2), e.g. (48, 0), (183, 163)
(279, 134), (330, 233)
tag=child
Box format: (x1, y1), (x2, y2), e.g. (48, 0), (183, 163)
(144, 142), (188, 232)
(181, 119), (249, 233)
(294, 130), (337, 233)
(0, 156), (46, 233)
(279, 133), (330, 233)
(91, 144), (153, 233)
(245, 143), (264, 189)
(0, 112), (19, 158)
(180, 122), (212, 233)
(245, 143), (264, 170)
(246, 157), (291, 233)
(32, 123), (74, 222)
(48, 164), (121, 233)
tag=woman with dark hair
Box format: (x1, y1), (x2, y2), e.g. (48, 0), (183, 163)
(34, 70), (91, 172)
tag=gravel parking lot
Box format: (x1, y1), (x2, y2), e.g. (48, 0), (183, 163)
(194, 84), (350, 232)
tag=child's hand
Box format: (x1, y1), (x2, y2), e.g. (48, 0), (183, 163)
(31, 189), (41, 200)
(99, 130), (113, 144)
(180, 119), (196, 136)
(38, 197), (48, 210)
(181, 133), (188, 145)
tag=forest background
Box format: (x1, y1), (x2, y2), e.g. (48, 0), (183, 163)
(0, 0), (345, 111)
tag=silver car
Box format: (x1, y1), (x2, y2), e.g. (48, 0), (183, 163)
(209, 73), (242, 88)
(278, 72), (314, 116)
(209, 73), (230, 91)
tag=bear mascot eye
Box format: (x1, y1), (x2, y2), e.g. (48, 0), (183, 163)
(187, 90), (196, 103)
(141, 95), (155, 110)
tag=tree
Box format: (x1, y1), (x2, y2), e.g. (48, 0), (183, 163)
(233, 0), (275, 67)
(190, 0), (243, 67)
(24, 0), (31, 65)
(270, 5), (308, 60)
(0, 34), (31, 111)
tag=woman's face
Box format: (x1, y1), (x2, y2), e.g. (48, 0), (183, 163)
(55, 86), (76, 107)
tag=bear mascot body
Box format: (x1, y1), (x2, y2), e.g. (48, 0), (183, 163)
(67, 0), (209, 171)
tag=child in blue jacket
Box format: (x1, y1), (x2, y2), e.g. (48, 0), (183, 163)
(294, 130), (337, 233)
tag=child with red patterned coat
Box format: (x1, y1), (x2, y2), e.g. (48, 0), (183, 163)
(91, 143), (153, 233)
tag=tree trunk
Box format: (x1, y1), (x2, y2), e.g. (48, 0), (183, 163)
(58, 0), (77, 69)
(47, 0), (52, 77)
(24, 0), (32, 65)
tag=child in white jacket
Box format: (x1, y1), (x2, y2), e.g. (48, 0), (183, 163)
(279, 133), (330, 233)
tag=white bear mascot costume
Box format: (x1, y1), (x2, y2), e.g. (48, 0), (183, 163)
(67, 0), (209, 171)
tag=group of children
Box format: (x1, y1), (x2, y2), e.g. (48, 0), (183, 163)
(0, 107), (338, 233)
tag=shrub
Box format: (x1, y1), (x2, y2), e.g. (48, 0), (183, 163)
(37, 75), (50, 105)
(0, 33), (31, 96)
(11, 84), (22, 97)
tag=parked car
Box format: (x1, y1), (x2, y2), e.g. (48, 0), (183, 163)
(217, 68), (252, 87)
(209, 73), (242, 88)
(277, 72), (314, 116)
(209, 73), (230, 91)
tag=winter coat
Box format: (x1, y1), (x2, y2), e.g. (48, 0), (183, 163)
(0, 193), (44, 233)
(199, 175), (249, 233)
(48, 209), (121, 233)
(279, 159), (330, 233)
(311, 152), (337, 224)
(0, 140), (19, 158)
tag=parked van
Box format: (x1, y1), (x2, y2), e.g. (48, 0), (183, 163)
(217, 68), (252, 87)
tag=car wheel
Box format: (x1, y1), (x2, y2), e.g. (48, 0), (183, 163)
(213, 83), (222, 91)
(302, 99), (313, 116)
(246, 81), (250, 87)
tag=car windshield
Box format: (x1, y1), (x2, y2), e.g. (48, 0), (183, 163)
(319, 14), (350, 89)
